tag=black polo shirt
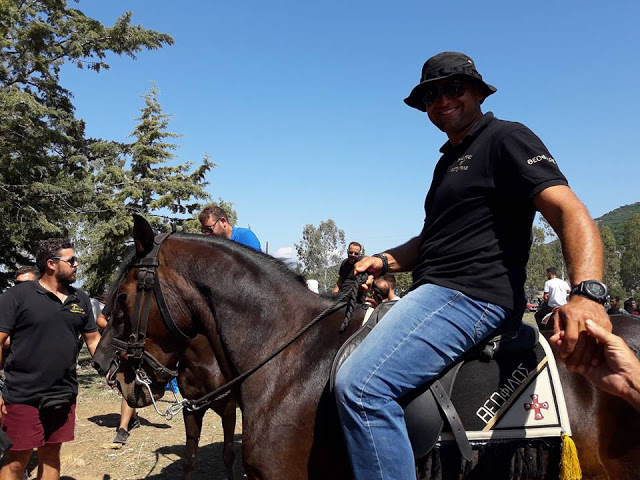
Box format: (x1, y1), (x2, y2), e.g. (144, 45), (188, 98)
(337, 258), (359, 293)
(412, 113), (568, 311)
(0, 281), (97, 405)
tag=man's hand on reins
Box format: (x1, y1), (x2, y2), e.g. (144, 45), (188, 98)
(550, 295), (612, 374)
(353, 256), (384, 294)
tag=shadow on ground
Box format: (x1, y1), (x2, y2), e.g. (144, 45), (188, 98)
(96, 435), (245, 480)
(87, 413), (171, 430)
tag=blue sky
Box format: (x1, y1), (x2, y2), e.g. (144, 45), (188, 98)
(61, 1), (640, 261)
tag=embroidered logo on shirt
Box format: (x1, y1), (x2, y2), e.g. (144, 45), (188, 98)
(70, 303), (86, 314)
(526, 154), (556, 165)
(450, 154), (472, 173)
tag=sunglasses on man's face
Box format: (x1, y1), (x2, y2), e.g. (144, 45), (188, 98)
(422, 79), (467, 107)
(201, 218), (221, 235)
(347, 251), (361, 257)
(50, 256), (78, 266)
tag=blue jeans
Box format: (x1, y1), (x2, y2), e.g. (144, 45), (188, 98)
(334, 284), (508, 480)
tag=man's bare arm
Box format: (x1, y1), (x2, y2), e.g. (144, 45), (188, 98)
(533, 185), (612, 372)
(96, 313), (108, 330)
(83, 331), (102, 357)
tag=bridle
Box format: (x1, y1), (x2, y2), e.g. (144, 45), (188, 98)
(109, 231), (196, 418)
(108, 231), (364, 419)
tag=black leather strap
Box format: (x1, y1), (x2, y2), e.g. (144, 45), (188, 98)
(430, 380), (472, 462)
(372, 253), (389, 275)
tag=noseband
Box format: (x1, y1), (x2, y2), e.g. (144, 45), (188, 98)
(110, 231), (196, 388)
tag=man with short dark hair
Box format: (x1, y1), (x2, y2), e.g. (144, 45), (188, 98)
(334, 51), (611, 479)
(13, 266), (39, 285)
(374, 274), (398, 303)
(333, 242), (363, 294)
(0, 238), (100, 480)
(198, 205), (261, 251)
(607, 296), (627, 315)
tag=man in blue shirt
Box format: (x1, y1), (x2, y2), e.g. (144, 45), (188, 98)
(198, 205), (261, 251)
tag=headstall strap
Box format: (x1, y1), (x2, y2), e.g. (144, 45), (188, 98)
(113, 230), (188, 381)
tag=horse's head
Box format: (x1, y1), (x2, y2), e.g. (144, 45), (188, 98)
(94, 215), (195, 408)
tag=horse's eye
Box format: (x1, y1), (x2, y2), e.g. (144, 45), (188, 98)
(114, 293), (128, 319)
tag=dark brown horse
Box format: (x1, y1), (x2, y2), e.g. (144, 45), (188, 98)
(548, 315), (640, 480)
(94, 215), (640, 479)
(95, 284), (238, 479)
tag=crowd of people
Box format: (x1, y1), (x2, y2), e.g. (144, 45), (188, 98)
(0, 50), (639, 480)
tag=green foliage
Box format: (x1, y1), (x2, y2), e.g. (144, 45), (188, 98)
(525, 226), (553, 299)
(79, 87), (214, 295)
(600, 225), (624, 296)
(0, 0), (173, 288)
(620, 213), (640, 294)
(596, 202), (640, 245)
(295, 219), (345, 293)
(539, 217), (567, 280)
(394, 272), (413, 296)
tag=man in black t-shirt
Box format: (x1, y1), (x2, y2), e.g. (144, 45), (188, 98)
(0, 238), (100, 480)
(335, 52), (612, 479)
(332, 242), (363, 294)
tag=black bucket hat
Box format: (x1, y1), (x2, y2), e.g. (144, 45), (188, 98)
(404, 52), (497, 112)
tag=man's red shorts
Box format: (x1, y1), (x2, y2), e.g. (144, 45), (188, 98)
(2, 402), (76, 451)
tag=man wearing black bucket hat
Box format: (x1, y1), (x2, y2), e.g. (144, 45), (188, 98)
(335, 51), (612, 479)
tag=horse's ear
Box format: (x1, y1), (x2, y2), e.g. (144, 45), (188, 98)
(133, 214), (155, 255)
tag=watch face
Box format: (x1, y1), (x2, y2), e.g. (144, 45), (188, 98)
(586, 281), (606, 298)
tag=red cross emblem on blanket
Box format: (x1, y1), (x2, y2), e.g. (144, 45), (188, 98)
(524, 394), (549, 420)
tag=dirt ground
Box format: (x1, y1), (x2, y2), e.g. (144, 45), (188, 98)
(24, 362), (244, 480)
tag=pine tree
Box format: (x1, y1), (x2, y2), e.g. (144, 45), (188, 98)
(80, 87), (214, 295)
(0, 0), (173, 288)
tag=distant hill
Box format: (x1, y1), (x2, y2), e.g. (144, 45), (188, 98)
(595, 202), (640, 244)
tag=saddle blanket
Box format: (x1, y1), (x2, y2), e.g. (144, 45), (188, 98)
(437, 334), (571, 442)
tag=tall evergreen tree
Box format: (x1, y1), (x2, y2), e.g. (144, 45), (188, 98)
(0, 0), (173, 288)
(620, 213), (640, 294)
(80, 87), (214, 295)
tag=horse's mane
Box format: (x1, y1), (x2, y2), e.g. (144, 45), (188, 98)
(171, 232), (309, 289)
(102, 231), (316, 320)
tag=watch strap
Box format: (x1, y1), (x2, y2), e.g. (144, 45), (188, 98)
(372, 253), (389, 276)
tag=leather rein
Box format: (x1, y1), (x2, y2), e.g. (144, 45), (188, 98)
(108, 231), (361, 419)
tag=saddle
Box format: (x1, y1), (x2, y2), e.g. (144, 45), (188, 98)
(330, 303), (570, 463)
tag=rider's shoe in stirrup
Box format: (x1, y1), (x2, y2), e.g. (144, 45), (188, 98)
(128, 415), (141, 431)
(113, 427), (130, 444)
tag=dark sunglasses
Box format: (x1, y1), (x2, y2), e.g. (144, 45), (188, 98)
(201, 218), (221, 235)
(347, 251), (361, 256)
(422, 79), (467, 107)
(50, 256), (78, 266)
